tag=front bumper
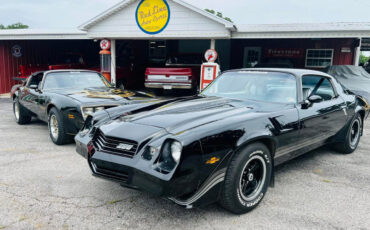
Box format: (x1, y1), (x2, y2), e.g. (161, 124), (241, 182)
(75, 132), (225, 207)
(75, 133), (194, 198)
(145, 82), (193, 89)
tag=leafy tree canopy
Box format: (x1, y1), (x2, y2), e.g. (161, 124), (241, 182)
(0, 22), (29, 30)
(360, 53), (370, 65)
(205, 9), (233, 23)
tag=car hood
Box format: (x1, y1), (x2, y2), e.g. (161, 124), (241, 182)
(102, 96), (285, 135)
(49, 87), (153, 104)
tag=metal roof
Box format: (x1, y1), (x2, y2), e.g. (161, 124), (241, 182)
(233, 22), (370, 39)
(0, 29), (88, 40)
(237, 22), (370, 32)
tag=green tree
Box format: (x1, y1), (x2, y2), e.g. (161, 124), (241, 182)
(205, 9), (233, 22)
(360, 53), (370, 65)
(0, 22), (29, 29)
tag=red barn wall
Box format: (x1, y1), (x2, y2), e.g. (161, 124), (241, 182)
(0, 40), (99, 94)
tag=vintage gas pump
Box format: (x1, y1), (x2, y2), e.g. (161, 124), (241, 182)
(99, 39), (111, 82)
(200, 49), (221, 90)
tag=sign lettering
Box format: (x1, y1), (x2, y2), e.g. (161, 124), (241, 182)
(136, 0), (170, 35)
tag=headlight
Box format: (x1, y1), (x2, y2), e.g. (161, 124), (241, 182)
(82, 107), (95, 119)
(79, 115), (93, 136)
(142, 146), (159, 161)
(154, 140), (182, 174)
(170, 141), (182, 163)
(95, 107), (105, 112)
(81, 106), (109, 119)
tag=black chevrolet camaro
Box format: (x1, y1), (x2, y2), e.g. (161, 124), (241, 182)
(11, 70), (153, 145)
(75, 68), (369, 214)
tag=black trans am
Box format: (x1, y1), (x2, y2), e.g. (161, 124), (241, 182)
(75, 69), (369, 214)
(11, 70), (153, 145)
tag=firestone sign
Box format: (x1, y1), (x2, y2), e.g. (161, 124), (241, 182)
(135, 0), (171, 35)
(265, 48), (304, 58)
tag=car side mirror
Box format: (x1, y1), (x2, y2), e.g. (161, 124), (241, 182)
(29, 84), (38, 90)
(301, 95), (323, 109)
(308, 95), (323, 103)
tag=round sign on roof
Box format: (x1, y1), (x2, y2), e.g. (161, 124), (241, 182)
(136, 0), (171, 35)
(11, 45), (22, 58)
(204, 49), (218, 62)
(100, 40), (111, 50)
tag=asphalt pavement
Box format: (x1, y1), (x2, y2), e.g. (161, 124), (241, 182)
(0, 98), (370, 230)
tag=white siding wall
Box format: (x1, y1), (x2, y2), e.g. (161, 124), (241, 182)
(86, 0), (230, 39)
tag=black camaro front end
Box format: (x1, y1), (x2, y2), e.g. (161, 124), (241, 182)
(75, 116), (220, 207)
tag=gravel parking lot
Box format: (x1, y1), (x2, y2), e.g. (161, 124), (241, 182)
(1, 98), (370, 230)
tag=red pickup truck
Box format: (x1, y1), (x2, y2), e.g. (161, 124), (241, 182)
(145, 54), (202, 92)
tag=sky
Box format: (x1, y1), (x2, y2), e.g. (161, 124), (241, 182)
(1, 0), (370, 29)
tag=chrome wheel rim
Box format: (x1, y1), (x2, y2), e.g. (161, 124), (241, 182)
(350, 119), (361, 148)
(14, 102), (20, 121)
(239, 154), (266, 201)
(49, 115), (59, 140)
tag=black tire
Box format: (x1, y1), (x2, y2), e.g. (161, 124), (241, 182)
(13, 97), (32, 125)
(219, 143), (272, 214)
(333, 113), (363, 154)
(48, 107), (70, 145)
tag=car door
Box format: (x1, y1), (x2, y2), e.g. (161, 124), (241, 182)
(297, 75), (347, 146)
(20, 73), (44, 117)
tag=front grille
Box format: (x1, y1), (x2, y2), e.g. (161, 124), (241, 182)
(91, 162), (129, 182)
(93, 129), (138, 158)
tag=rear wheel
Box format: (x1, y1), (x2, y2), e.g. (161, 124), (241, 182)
(13, 98), (31, 124)
(219, 143), (272, 214)
(333, 113), (362, 154)
(48, 108), (70, 145)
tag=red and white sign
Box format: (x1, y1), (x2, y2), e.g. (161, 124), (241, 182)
(265, 48), (303, 58)
(204, 49), (218, 62)
(200, 62), (220, 90)
(100, 39), (111, 50)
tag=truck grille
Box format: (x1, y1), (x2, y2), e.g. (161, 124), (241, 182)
(93, 129), (138, 158)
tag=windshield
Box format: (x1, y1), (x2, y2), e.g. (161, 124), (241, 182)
(201, 71), (297, 103)
(43, 72), (111, 90)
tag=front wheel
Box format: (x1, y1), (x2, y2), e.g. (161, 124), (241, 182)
(333, 113), (363, 154)
(13, 98), (32, 125)
(48, 108), (71, 145)
(219, 143), (272, 214)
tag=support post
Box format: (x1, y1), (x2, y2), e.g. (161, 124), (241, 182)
(354, 38), (362, 66)
(210, 39), (216, 50)
(110, 39), (116, 84)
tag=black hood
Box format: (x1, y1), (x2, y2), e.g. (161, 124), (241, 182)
(49, 87), (153, 104)
(101, 96), (288, 135)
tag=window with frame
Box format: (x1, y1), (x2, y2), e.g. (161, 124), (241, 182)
(27, 73), (43, 88)
(302, 75), (336, 101)
(305, 49), (334, 68)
